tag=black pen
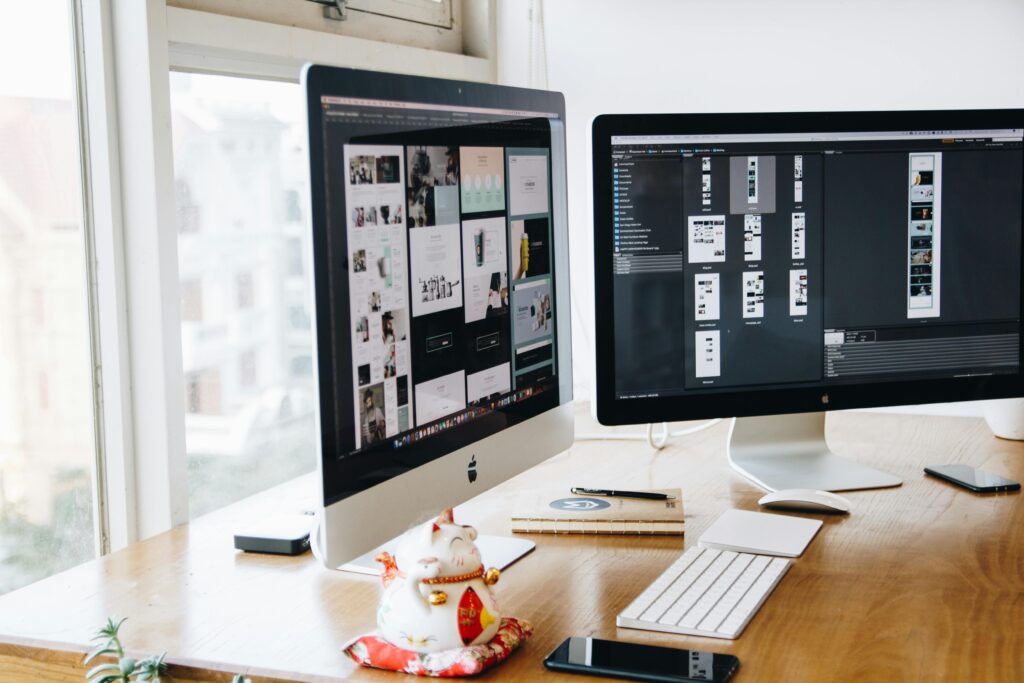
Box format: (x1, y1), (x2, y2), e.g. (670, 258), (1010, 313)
(571, 487), (675, 500)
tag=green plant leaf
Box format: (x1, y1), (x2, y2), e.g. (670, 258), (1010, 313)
(119, 656), (139, 675)
(86, 662), (121, 679)
(131, 651), (167, 681)
(136, 653), (167, 670)
(87, 675), (123, 683)
(94, 616), (127, 641)
(83, 647), (117, 665)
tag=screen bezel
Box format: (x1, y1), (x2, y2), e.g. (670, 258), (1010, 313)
(304, 65), (571, 506)
(592, 109), (1024, 425)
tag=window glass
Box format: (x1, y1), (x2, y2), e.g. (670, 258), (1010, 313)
(0, 0), (96, 594)
(170, 72), (316, 519)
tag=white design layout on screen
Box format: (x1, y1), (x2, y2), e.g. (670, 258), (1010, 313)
(793, 155), (803, 203)
(410, 223), (463, 317)
(688, 215), (726, 263)
(460, 147), (505, 213)
(747, 156), (759, 204)
(790, 269), (808, 316)
(508, 153), (549, 216)
(415, 370), (467, 425)
(695, 330), (721, 378)
(461, 216), (508, 323)
(344, 144), (413, 449)
(702, 171), (712, 206)
(907, 152), (941, 319)
(466, 362), (511, 404)
(694, 272), (720, 321)
(744, 214), (762, 261)
(791, 212), (806, 260)
(742, 271), (765, 319)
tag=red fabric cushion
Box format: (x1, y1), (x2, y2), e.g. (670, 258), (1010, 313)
(343, 617), (533, 677)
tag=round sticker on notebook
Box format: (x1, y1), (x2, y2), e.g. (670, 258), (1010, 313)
(549, 497), (611, 512)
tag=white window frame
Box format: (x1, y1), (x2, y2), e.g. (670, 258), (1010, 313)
(165, 5), (494, 82)
(347, 0), (454, 28)
(77, 0), (496, 550)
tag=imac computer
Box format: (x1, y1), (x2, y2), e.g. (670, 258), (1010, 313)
(303, 65), (573, 569)
(592, 110), (1024, 492)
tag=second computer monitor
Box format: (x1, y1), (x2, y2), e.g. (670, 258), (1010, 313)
(592, 111), (1024, 490)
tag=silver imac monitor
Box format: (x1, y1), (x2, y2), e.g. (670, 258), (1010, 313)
(591, 110), (1024, 492)
(303, 65), (573, 569)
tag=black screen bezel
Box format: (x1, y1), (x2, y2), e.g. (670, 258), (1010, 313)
(304, 65), (568, 506)
(592, 109), (1024, 425)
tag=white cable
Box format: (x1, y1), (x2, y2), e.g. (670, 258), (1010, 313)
(647, 422), (669, 449)
(576, 419), (723, 450)
(310, 511), (327, 567)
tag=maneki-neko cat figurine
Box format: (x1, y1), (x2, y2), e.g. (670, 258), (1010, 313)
(375, 509), (502, 654)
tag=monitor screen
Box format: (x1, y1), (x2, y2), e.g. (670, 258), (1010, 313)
(311, 91), (564, 505)
(598, 118), (1023, 415)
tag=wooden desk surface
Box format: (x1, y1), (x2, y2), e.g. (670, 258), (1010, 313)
(1, 409), (1023, 681)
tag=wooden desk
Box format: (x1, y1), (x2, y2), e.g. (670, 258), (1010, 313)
(1, 409), (1023, 681)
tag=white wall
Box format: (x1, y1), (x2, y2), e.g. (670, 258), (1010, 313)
(498, 0), (1024, 416)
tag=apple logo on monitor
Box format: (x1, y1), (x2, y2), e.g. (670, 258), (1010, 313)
(467, 456), (478, 483)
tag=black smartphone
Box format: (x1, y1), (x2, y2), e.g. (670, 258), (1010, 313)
(924, 464), (1021, 493)
(544, 637), (739, 683)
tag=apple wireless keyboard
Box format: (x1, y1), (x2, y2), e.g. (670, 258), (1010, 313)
(617, 546), (790, 640)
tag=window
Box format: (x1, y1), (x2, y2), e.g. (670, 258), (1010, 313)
(0, 0), (96, 594)
(170, 72), (316, 519)
(236, 272), (254, 309)
(176, 179), (201, 233)
(167, 0), (457, 45)
(288, 305), (310, 330)
(185, 369), (222, 415)
(285, 190), (302, 224)
(239, 349), (258, 388)
(286, 237), (304, 277)
(347, 0), (453, 28)
(181, 279), (204, 322)
(290, 355), (313, 378)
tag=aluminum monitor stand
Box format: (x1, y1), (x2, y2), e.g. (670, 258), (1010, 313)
(727, 412), (902, 492)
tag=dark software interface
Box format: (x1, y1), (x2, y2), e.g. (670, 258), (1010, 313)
(317, 95), (559, 486)
(610, 128), (1024, 398)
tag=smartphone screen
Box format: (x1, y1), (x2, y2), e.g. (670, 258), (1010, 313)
(925, 464), (1021, 492)
(545, 637), (739, 683)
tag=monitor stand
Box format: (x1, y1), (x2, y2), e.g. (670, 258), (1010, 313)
(339, 534), (536, 576)
(727, 412), (902, 492)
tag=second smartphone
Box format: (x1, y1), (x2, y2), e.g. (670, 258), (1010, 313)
(925, 464), (1021, 493)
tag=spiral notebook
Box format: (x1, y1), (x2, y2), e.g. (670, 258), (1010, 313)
(510, 489), (684, 535)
